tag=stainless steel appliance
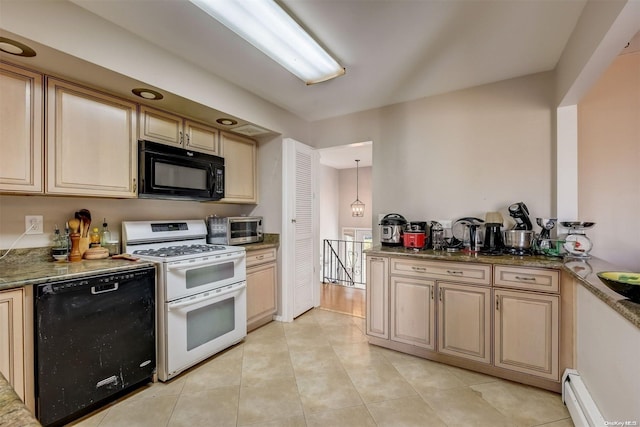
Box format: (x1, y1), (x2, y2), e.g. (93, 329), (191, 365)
(508, 202), (533, 230)
(34, 266), (156, 427)
(380, 213), (407, 246)
(206, 215), (263, 245)
(503, 230), (536, 255)
(138, 140), (225, 201)
(122, 219), (246, 381)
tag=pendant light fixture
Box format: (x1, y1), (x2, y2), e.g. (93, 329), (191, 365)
(351, 160), (365, 217)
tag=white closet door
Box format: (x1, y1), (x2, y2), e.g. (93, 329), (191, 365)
(282, 138), (318, 320)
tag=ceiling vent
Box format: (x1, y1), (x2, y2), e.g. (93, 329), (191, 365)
(231, 124), (271, 137)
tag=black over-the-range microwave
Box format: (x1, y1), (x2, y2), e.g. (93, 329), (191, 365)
(138, 140), (225, 201)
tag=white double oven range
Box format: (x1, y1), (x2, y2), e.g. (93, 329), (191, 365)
(123, 219), (247, 381)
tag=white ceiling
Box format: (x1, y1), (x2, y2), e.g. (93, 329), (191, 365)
(67, 0), (598, 123)
(318, 141), (373, 169)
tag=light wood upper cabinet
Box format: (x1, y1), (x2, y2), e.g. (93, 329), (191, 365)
(366, 256), (389, 339)
(219, 131), (257, 204)
(0, 289), (26, 403)
(46, 78), (137, 197)
(494, 288), (559, 380)
(139, 106), (220, 155)
(437, 282), (492, 364)
(0, 63), (43, 194)
(390, 276), (435, 350)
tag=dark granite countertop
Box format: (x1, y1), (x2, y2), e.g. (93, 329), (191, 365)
(0, 373), (40, 427)
(241, 233), (280, 251)
(0, 247), (156, 292)
(365, 245), (640, 329)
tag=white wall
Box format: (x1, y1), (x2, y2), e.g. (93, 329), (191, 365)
(318, 165), (340, 242)
(576, 285), (640, 421)
(578, 52), (640, 270)
(338, 166), (372, 232)
(312, 72), (555, 243)
(0, 195), (252, 249)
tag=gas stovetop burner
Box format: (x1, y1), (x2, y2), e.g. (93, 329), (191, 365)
(133, 244), (227, 258)
(503, 248), (533, 256)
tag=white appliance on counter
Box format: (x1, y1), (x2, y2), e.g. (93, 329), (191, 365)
(122, 219), (246, 381)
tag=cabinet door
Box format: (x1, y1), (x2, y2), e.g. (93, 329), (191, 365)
(437, 282), (491, 364)
(0, 63), (43, 193)
(246, 262), (277, 331)
(46, 78), (137, 197)
(390, 276), (435, 350)
(494, 289), (559, 380)
(0, 289), (25, 402)
(184, 120), (219, 155)
(138, 105), (183, 147)
(219, 132), (257, 204)
(366, 256), (389, 339)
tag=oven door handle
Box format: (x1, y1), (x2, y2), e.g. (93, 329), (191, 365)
(167, 282), (246, 311)
(167, 252), (245, 271)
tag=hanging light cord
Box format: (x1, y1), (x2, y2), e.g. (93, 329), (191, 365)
(355, 160), (360, 200)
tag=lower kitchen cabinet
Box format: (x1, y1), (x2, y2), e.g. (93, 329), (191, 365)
(390, 276), (435, 350)
(365, 253), (570, 392)
(366, 256), (389, 339)
(246, 248), (277, 331)
(0, 287), (34, 410)
(494, 287), (560, 380)
(437, 282), (492, 364)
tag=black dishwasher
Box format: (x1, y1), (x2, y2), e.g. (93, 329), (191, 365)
(34, 265), (156, 427)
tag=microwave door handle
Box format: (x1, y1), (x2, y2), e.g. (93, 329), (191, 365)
(166, 252), (245, 271)
(167, 282), (246, 310)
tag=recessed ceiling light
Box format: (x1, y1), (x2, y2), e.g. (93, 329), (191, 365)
(132, 88), (164, 100)
(216, 118), (238, 126)
(0, 37), (36, 57)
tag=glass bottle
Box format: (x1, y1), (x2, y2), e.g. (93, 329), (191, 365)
(51, 224), (69, 260)
(90, 227), (101, 247)
(100, 218), (111, 247)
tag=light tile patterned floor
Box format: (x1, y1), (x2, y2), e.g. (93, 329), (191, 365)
(71, 309), (573, 427)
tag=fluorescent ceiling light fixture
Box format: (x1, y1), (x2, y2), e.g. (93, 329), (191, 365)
(189, 0), (345, 85)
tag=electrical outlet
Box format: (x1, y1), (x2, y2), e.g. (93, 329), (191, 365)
(25, 215), (43, 234)
(438, 219), (452, 229)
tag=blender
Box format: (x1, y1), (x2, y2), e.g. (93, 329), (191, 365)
(535, 218), (562, 256)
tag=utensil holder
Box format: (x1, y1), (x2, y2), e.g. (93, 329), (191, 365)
(78, 237), (90, 257)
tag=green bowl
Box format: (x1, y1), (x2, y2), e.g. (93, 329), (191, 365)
(597, 271), (640, 303)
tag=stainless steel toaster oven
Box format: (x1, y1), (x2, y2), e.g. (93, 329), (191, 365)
(206, 216), (263, 245)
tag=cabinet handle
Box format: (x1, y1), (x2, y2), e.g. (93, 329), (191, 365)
(446, 270), (463, 275)
(185, 134), (190, 146)
(179, 131), (184, 144)
(439, 289), (443, 302)
(411, 266), (426, 272)
(257, 255), (264, 260)
(132, 178), (137, 192)
(515, 276), (536, 282)
(496, 296), (500, 310)
(430, 288), (434, 300)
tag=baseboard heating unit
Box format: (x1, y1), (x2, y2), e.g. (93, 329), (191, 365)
(562, 369), (606, 427)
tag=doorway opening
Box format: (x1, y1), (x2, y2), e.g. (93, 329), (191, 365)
(318, 141), (372, 317)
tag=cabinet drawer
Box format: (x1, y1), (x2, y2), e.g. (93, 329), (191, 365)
(390, 258), (491, 285)
(246, 248), (277, 267)
(494, 266), (559, 293)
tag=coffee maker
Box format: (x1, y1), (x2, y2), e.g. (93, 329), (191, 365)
(481, 211), (504, 254)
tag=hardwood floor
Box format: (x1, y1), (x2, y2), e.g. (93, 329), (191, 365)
(320, 282), (365, 318)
